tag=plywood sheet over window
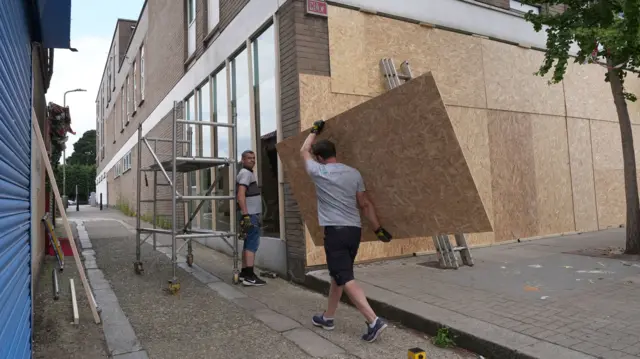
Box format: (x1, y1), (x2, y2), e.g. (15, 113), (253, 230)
(327, 6), (486, 109)
(277, 72), (492, 250)
(530, 114), (575, 235)
(567, 117), (598, 232)
(447, 106), (495, 247)
(482, 40), (565, 116)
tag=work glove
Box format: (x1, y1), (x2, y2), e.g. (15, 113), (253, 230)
(374, 226), (393, 242)
(311, 120), (325, 134)
(240, 214), (253, 232)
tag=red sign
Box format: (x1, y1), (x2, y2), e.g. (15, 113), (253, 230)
(306, 0), (328, 17)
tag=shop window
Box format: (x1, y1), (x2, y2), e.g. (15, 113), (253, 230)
(213, 69), (230, 231)
(198, 81), (213, 229)
(232, 48), (251, 163)
(252, 25), (280, 238)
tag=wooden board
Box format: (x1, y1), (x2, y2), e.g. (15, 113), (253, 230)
(277, 72), (492, 246)
(487, 110), (539, 242)
(327, 5), (486, 108)
(481, 40), (565, 116)
(567, 117), (598, 232)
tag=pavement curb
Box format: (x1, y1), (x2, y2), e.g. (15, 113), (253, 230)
(304, 273), (595, 359)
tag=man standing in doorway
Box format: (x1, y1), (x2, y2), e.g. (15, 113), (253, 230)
(237, 150), (266, 286)
(300, 120), (393, 342)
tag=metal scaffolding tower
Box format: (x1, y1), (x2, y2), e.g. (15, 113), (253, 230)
(134, 100), (240, 294)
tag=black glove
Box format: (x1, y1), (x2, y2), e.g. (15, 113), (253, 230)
(240, 214), (253, 231)
(311, 120), (325, 134)
(374, 227), (392, 242)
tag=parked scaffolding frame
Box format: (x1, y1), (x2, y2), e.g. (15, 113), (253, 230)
(134, 100), (241, 294)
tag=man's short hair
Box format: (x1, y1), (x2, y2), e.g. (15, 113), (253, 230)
(241, 150), (254, 159)
(312, 140), (336, 160)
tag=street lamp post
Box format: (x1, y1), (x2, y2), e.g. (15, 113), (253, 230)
(62, 88), (87, 210)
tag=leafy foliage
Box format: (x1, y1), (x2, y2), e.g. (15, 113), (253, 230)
(52, 164), (96, 203)
(432, 327), (456, 348)
(67, 130), (96, 166)
(519, 0), (640, 100)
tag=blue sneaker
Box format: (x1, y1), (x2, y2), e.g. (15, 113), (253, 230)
(362, 318), (388, 342)
(312, 313), (335, 330)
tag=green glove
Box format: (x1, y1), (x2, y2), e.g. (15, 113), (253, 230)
(374, 227), (392, 242)
(311, 120), (325, 134)
(240, 214), (253, 231)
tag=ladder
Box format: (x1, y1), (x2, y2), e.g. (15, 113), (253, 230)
(379, 58), (474, 270)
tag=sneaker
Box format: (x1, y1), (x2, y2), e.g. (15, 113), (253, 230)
(242, 274), (266, 287)
(362, 318), (388, 342)
(312, 313), (335, 330)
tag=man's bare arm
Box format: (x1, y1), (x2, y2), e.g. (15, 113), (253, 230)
(300, 133), (317, 162)
(237, 185), (249, 215)
(357, 191), (381, 229)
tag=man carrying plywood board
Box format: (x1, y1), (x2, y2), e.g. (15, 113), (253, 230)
(300, 120), (393, 343)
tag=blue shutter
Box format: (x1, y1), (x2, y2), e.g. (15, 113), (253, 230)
(0, 0), (33, 358)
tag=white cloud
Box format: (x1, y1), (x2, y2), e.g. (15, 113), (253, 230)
(47, 35), (111, 163)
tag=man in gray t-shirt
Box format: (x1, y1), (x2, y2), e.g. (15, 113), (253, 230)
(300, 119), (392, 343)
(236, 150), (266, 286)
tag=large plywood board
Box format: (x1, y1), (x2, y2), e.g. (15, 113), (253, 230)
(590, 120), (623, 170)
(563, 62), (617, 122)
(482, 40), (565, 116)
(488, 110), (539, 242)
(531, 115), (575, 235)
(299, 74), (370, 131)
(327, 5), (486, 108)
(277, 72), (492, 247)
(594, 169), (625, 228)
(567, 118), (598, 232)
(448, 106), (496, 246)
(563, 61), (640, 124)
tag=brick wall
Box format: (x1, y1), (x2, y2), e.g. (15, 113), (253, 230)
(278, 0), (331, 282)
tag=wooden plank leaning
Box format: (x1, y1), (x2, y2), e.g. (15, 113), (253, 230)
(32, 107), (101, 324)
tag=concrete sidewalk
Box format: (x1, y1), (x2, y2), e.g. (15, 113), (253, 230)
(308, 229), (640, 359)
(65, 207), (474, 359)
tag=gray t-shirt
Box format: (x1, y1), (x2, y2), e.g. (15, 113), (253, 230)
(237, 168), (261, 215)
(305, 160), (365, 228)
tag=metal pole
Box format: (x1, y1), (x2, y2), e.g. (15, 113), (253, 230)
(136, 124), (142, 263)
(52, 268), (59, 300)
(153, 161), (157, 250)
(171, 101), (178, 281)
(100, 193), (103, 210)
(76, 185), (79, 211)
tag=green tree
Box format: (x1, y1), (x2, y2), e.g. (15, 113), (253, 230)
(67, 129), (96, 166)
(53, 164), (96, 203)
(519, 1), (640, 253)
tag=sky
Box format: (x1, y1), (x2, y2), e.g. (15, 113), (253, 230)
(47, 0), (144, 162)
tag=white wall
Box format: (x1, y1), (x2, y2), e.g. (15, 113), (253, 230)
(96, 178), (108, 207)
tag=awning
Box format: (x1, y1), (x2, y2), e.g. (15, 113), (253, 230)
(37, 0), (72, 49)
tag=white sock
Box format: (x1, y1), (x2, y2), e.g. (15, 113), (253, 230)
(323, 314), (333, 321)
(369, 317), (379, 328)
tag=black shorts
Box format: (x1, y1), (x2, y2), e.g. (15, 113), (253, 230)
(324, 226), (362, 286)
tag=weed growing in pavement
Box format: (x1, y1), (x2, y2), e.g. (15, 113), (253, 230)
(433, 327), (456, 348)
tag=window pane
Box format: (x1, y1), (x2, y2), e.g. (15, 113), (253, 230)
(255, 26), (277, 136)
(233, 49), (251, 163)
(186, 95), (196, 156)
(215, 70), (229, 158)
(214, 69), (230, 232)
(199, 82), (212, 157)
(253, 25), (280, 238)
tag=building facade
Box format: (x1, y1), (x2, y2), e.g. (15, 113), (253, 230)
(96, 0), (632, 281)
(0, 0), (70, 356)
